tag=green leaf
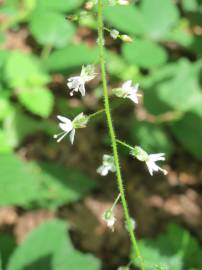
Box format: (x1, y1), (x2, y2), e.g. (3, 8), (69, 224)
(3, 108), (43, 148)
(157, 59), (202, 112)
(0, 97), (13, 121)
(43, 44), (98, 72)
(0, 130), (12, 154)
(122, 39), (168, 69)
(0, 233), (16, 270)
(34, 0), (84, 13)
(29, 11), (75, 48)
(140, 0), (179, 40)
(7, 220), (100, 270)
(18, 86), (54, 118)
(132, 223), (202, 270)
(131, 121), (174, 157)
(5, 51), (50, 88)
(104, 5), (145, 36)
(171, 112), (202, 161)
(0, 154), (96, 208)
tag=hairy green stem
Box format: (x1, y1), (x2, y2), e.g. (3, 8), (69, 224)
(97, 1), (144, 269)
(88, 109), (105, 119)
(116, 139), (134, 151)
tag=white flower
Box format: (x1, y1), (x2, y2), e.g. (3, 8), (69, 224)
(67, 65), (96, 97)
(110, 29), (119, 39)
(117, 0), (129, 5)
(146, 153), (168, 176)
(97, 154), (116, 176)
(109, 0), (129, 5)
(103, 210), (116, 231)
(113, 80), (141, 104)
(53, 113), (88, 144)
(131, 146), (168, 176)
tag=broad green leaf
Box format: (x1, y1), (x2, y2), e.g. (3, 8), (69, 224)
(132, 224), (202, 270)
(18, 86), (54, 118)
(3, 108), (43, 148)
(140, 0), (179, 40)
(5, 51), (50, 88)
(34, 0), (84, 13)
(7, 220), (100, 270)
(157, 59), (202, 112)
(0, 154), (96, 207)
(122, 39), (168, 69)
(0, 130), (12, 153)
(171, 112), (202, 161)
(0, 97), (13, 121)
(104, 5), (145, 36)
(29, 11), (75, 48)
(131, 121), (174, 157)
(43, 44), (98, 72)
(182, 0), (199, 12)
(0, 234), (16, 270)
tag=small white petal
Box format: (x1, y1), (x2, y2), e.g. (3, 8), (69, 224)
(59, 122), (73, 133)
(70, 129), (75, 144)
(57, 115), (71, 124)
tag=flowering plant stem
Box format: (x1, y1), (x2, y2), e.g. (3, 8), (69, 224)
(97, 1), (144, 269)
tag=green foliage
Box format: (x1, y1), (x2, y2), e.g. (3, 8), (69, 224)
(156, 59), (202, 112)
(122, 40), (168, 68)
(0, 154), (97, 208)
(171, 112), (202, 161)
(132, 224), (202, 270)
(131, 121), (174, 157)
(7, 220), (101, 270)
(29, 11), (75, 48)
(34, 0), (84, 13)
(44, 44), (98, 72)
(5, 51), (50, 88)
(0, 234), (16, 269)
(3, 108), (44, 148)
(139, 0), (179, 40)
(18, 86), (54, 118)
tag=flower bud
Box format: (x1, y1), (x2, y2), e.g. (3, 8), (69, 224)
(72, 113), (89, 129)
(110, 29), (119, 39)
(130, 146), (149, 162)
(120, 34), (133, 43)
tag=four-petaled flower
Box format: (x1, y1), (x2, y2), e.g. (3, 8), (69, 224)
(67, 65), (96, 97)
(97, 154), (116, 176)
(113, 80), (141, 104)
(54, 113), (88, 144)
(131, 146), (168, 176)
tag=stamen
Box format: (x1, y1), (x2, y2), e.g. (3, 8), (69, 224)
(57, 132), (68, 143)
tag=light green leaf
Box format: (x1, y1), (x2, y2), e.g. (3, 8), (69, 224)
(3, 108), (43, 148)
(0, 97), (13, 121)
(0, 130), (12, 154)
(18, 86), (54, 118)
(140, 0), (179, 40)
(29, 11), (75, 48)
(0, 154), (97, 208)
(43, 44), (98, 72)
(5, 51), (50, 88)
(7, 220), (100, 270)
(34, 0), (84, 13)
(104, 5), (145, 36)
(122, 39), (168, 69)
(157, 59), (202, 112)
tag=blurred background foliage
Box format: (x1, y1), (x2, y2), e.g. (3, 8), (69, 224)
(0, 0), (202, 269)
